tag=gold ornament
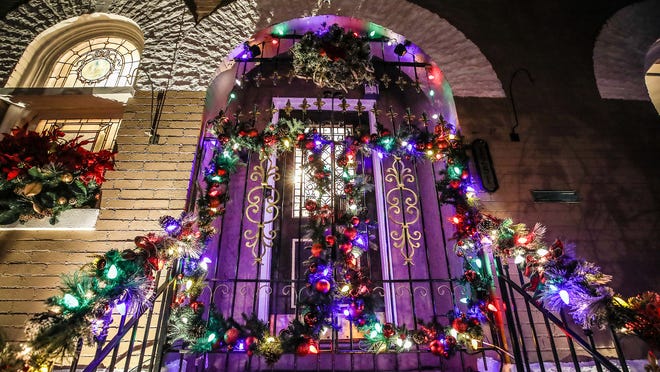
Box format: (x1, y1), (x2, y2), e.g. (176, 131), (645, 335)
(60, 173), (74, 183)
(57, 196), (68, 205)
(69, 198), (77, 206)
(22, 182), (43, 197)
(32, 202), (43, 214)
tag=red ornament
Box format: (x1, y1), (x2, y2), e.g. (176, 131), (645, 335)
(325, 235), (336, 246)
(208, 197), (221, 208)
(238, 130), (247, 137)
(245, 335), (258, 348)
(436, 139), (449, 150)
(296, 342), (310, 357)
(297, 133), (306, 141)
(224, 327), (240, 345)
(305, 141), (316, 150)
(305, 199), (318, 211)
(449, 180), (461, 189)
(216, 168), (227, 176)
(351, 216), (360, 226)
(311, 243), (324, 257)
(452, 318), (469, 333)
(248, 129), (259, 138)
(382, 323), (395, 338)
(461, 169), (469, 179)
(344, 227), (358, 240)
(339, 242), (352, 253)
(344, 184), (354, 194)
(208, 184), (226, 197)
(190, 301), (201, 312)
(429, 340), (446, 357)
(361, 134), (371, 143)
(315, 279), (331, 293)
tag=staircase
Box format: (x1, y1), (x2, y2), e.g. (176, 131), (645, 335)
(45, 254), (648, 372)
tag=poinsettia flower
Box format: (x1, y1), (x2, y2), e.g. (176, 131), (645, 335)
(4, 168), (20, 180)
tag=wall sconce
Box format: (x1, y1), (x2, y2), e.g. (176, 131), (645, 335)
(394, 40), (411, 57)
(508, 68), (534, 142)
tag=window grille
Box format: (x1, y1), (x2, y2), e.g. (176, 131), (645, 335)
(36, 118), (121, 152)
(45, 36), (140, 88)
(292, 124), (354, 217)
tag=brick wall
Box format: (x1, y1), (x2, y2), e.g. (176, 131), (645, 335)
(0, 90), (204, 343)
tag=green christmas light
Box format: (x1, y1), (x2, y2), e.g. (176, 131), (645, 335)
(447, 164), (463, 179)
(63, 293), (80, 309)
(379, 137), (395, 151)
(107, 264), (118, 280)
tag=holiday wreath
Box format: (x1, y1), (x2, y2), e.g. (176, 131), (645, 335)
(291, 24), (375, 92)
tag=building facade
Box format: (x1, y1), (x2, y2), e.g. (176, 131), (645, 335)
(0, 0), (659, 371)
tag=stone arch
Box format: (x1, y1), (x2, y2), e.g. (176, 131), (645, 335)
(0, 0), (503, 97)
(179, 0), (504, 97)
(0, 0), (193, 88)
(593, 0), (660, 100)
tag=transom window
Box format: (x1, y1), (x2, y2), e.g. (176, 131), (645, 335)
(35, 118), (121, 152)
(45, 36), (140, 88)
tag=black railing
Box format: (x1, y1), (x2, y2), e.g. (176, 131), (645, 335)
(55, 267), (173, 372)
(494, 256), (629, 372)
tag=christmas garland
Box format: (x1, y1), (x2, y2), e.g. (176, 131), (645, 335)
(0, 125), (114, 225)
(6, 111), (659, 370)
(291, 24), (375, 92)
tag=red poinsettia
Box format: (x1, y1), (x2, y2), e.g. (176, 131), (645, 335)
(0, 125), (115, 184)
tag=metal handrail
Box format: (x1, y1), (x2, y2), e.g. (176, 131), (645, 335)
(494, 257), (624, 372)
(74, 269), (175, 372)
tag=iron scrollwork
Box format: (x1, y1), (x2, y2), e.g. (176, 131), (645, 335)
(385, 156), (422, 265)
(243, 156), (281, 264)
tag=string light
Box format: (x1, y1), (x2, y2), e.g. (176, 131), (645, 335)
(63, 293), (79, 309)
(107, 264), (118, 280)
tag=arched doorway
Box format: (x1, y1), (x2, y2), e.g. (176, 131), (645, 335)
(166, 16), (483, 371)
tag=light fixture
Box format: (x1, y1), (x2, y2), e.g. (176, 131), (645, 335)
(394, 42), (408, 57)
(249, 44), (261, 58)
(508, 67), (534, 142)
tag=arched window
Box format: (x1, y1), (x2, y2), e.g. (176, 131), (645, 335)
(45, 36), (140, 88)
(1, 14), (143, 149)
